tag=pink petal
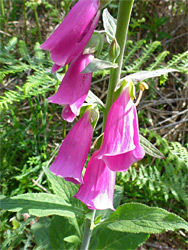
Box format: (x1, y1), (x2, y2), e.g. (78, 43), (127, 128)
(101, 108), (145, 172)
(49, 53), (94, 122)
(97, 86), (145, 172)
(74, 152), (116, 210)
(41, 0), (100, 66)
(97, 87), (135, 158)
(49, 110), (93, 184)
(61, 105), (77, 123)
(52, 64), (62, 73)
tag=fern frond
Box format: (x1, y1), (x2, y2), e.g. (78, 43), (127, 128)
(147, 51), (169, 70)
(0, 71), (57, 110)
(0, 63), (30, 82)
(124, 39), (146, 66)
(23, 70), (56, 94)
(5, 37), (18, 52)
(125, 41), (161, 72)
(18, 40), (31, 63)
(169, 142), (188, 166)
(167, 50), (188, 70)
(34, 42), (45, 64)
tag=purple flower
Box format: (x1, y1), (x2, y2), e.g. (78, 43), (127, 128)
(49, 110), (93, 184)
(49, 53), (94, 122)
(74, 152), (116, 210)
(97, 85), (145, 172)
(40, 0), (100, 69)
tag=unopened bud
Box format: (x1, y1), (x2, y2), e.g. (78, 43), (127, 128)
(139, 82), (149, 92)
(109, 38), (120, 62)
(100, 0), (112, 9)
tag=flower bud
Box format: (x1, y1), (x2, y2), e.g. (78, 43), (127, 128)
(139, 82), (149, 91)
(109, 38), (120, 62)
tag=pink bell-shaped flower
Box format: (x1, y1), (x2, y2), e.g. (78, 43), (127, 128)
(74, 152), (116, 210)
(97, 85), (145, 172)
(49, 110), (93, 184)
(40, 0), (100, 69)
(49, 53), (94, 122)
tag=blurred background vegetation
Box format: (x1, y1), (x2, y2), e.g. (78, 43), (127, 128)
(0, 0), (188, 249)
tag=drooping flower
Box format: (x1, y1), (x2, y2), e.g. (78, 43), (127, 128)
(49, 53), (94, 122)
(74, 152), (116, 210)
(49, 110), (93, 184)
(40, 0), (100, 70)
(97, 85), (145, 172)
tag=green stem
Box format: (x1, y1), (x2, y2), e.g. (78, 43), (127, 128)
(80, 210), (96, 250)
(33, 6), (42, 44)
(0, 0), (5, 17)
(23, 0), (28, 44)
(54, 0), (57, 9)
(103, 0), (134, 130)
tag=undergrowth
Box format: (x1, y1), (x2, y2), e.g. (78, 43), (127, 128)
(117, 128), (188, 219)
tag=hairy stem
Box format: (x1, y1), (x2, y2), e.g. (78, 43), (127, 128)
(103, 0), (134, 129)
(80, 210), (96, 250)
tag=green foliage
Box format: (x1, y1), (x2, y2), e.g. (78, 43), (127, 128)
(1, 166), (188, 250)
(0, 37), (58, 110)
(0, 193), (84, 218)
(167, 50), (188, 73)
(31, 217), (52, 250)
(49, 216), (80, 249)
(125, 41), (161, 71)
(124, 39), (146, 66)
(96, 203), (188, 233)
(123, 40), (188, 77)
(140, 14), (171, 40)
(1, 215), (34, 250)
(94, 229), (149, 250)
(117, 129), (188, 216)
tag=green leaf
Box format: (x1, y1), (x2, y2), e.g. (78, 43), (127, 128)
(43, 167), (83, 235)
(31, 217), (52, 250)
(84, 32), (104, 56)
(139, 134), (165, 159)
(64, 235), (81, 244)
(96, 203), (188, 233)
(0, 193), (84, 218)
(96, 228), (149, 250)
(91, 107), (99, 130)
(49, 216), (79, 249)
(85, 90), (105, 108)
(82, 58), (118, 73)
(102, 8), (117, 43)
(123, 68), (179, 83)
(43, 167), (80, 207)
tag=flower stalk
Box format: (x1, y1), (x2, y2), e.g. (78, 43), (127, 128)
(80, 210), (96, 250)
(103, 0), (135, 129)
(80, 1), (135, 249)
(33, 6), (42, 44)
